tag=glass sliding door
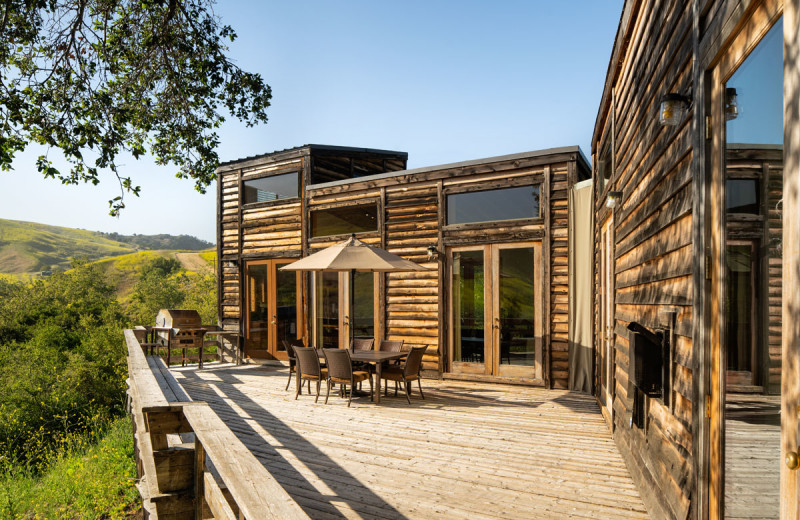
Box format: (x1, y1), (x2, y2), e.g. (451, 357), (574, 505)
(244, 259), (302, 360)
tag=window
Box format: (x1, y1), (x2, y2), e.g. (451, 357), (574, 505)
(726, 179), (760, 214)
(242, 172), (298, 204)
(311, 204), (378, 237)
(446, 185), (540, 226)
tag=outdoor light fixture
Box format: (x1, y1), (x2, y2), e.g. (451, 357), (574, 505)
(658, 93), (691, 126)
(426, 245), (441, 261)
(606, 191), (623, 209)
(725, 88), (739, 121)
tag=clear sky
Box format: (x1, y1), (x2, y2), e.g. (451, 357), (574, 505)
(1, 1), (623, 243)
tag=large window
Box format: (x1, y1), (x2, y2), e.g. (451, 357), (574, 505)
(242, 172), (298, 204)
(311, 204), (378, 237)
(447, 185), (540, 226)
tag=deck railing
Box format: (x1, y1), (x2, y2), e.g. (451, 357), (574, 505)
(125, 329), (308, 519)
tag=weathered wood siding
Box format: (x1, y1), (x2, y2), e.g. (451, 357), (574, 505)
(384, 184), (440, 370)
(218, 146), (587, 386)
(593, 0), (695, 518)
(549, 163), (572, 388)
(217, 157), (305, 329)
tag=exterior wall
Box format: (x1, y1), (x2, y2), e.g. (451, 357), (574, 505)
(593, 1), (695, 518)
(595, 0), (790, 518)
(217, 153), (306, 330)
(217, 146), (588, 387)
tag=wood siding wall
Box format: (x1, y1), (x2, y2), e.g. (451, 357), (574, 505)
(218, 148), (587, 387)
(218, 158), (305, 329)
(593, 0), (695, 518)
(594, 1), (788, 518)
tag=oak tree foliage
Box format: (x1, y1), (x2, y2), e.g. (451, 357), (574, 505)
(0, 0), (271, 214)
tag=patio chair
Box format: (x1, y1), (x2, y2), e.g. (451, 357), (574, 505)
(350, 337), (374, 388)
(378, 339), (403, 352)
(322, 348), (373, 407)
(282, 338), (305, 391)
(380, 345), (427, 404)
(293, 346), (328, 403)
(351, 338), (374, 351)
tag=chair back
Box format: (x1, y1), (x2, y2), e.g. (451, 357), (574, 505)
(322, 348), (353, 381)
(378, 339), (403, 353)
(283, 338), (305, 360)
(351, 338), (374, 351)
(294, 346), (322, 377)
(403, 346), (427, 377)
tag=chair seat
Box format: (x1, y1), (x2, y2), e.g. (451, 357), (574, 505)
(381, 369), (418, 382)
(301, 368), (328, 380)
(330, 370), (370, 384)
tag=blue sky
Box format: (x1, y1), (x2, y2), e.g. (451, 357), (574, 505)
(1, 1), (623, 243)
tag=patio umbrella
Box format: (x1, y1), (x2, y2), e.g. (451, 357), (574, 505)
(280, 234), (428, 346)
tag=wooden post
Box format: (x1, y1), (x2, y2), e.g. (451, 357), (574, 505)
(194, 439), (206, 520)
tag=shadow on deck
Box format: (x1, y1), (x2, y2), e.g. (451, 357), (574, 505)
(171, 363), (648, 519)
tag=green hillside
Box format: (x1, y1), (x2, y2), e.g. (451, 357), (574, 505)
(0, 219), (215, 278)
(92, 249), (216, 304)
(0, 219), (135, 276)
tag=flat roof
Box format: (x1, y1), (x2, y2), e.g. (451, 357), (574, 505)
(218, 143), (408, 169)
(307, 145), (590, 190)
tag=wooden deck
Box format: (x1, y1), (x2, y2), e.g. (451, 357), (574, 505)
(724, 394), (781, 519)
(171, 363), (648, 519)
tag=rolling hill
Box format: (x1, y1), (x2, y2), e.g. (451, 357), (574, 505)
(0, 219), (214, 278)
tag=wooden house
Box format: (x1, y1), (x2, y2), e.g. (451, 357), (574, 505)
(591, 0), (800, 518)
(216, 144), (590, 388)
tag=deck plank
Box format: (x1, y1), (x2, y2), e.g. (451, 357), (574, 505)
(172, 364), (649, 519)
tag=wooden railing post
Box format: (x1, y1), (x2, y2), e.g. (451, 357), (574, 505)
(194, 439), (206, 520)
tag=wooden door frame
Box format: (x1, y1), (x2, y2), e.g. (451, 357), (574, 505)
(492, 241), (544, 380)
(599, 215), (615, 421)
(707, 2), (784, 517)
(243, 258), (303, 360)
(448, 244), (489, 376)
(447, 242), (544, 380)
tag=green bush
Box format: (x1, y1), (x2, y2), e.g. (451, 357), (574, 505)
(0, 262), (129, 471)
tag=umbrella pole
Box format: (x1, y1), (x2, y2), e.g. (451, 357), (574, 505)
(350, 268), (355, 349)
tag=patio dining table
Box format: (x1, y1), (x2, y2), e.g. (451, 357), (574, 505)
(301, 349), (408, 404)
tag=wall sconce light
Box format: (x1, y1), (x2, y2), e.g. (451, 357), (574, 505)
(426, 245), (441, 261)
(725, 88), (738, 121)
(606, 191), (623, 209)
(658, 93), (691, 126)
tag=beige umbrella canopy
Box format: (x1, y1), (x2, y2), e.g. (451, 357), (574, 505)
(280, 235), (428, 273)
(281, 235), (427, 346)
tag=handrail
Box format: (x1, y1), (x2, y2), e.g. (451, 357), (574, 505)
(125, 329), (308, 519)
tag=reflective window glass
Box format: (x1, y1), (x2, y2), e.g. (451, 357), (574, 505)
(243, 172), (298, 204)
(447, 185), (540, 225)
(311, 205), (378, 237)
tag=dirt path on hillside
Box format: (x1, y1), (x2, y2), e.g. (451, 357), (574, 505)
(175, 252), (213, 275)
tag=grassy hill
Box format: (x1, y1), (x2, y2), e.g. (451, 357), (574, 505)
(0, 219), (214, 278)
(92, 249), (216, 304)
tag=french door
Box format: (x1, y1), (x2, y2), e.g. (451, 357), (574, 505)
(449, 242), (543, 381)
(599, 216), (615, 418)
(244, 259), (302, 360)
(707, 4), (790, 517)
(313, 271), (377, 349)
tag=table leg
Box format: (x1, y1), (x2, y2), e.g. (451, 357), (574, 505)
(375, 362), (382, 404)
